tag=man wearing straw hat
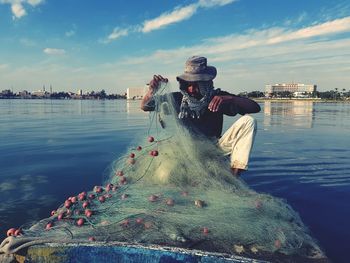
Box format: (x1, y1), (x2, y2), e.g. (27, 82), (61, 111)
(141, 56), (261, 177)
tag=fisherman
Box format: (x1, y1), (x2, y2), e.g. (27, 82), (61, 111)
(141, 56), (261, 177)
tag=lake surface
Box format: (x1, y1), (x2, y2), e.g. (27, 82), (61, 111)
(0, 99), (349, 262)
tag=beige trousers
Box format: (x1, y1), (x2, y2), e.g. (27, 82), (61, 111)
(218, 115), (257, 170)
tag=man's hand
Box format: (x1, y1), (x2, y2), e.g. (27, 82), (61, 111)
(141, 75), (168, 111)
(149, 75), (168, 93)
(208, 95), (234, 112)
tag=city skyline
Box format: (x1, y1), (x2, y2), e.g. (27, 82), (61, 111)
(0, 0), (350, 94)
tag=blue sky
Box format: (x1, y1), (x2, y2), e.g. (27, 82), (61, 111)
(0, 0), (350, 94)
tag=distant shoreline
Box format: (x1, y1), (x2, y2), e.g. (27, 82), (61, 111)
(253, 98), (350, 103)
(1, 97), (349, 103)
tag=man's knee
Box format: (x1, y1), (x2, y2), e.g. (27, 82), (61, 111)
(234, 115), (257, 129)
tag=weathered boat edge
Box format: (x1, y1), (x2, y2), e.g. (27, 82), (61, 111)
(1, 242), (268, 263)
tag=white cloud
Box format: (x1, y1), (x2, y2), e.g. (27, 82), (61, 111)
(105, 0), (237, 43)
(1, 0), (44, 19)
(268, 16), (350, 44)
(43, 48), (66, 55)
(27, 0), (44, 6)
(107, 27), (129, 41)
(11, 3), (26, 19)
(198, 0), (236, 8)
(65, 30), (75, 37)
(142, 4), (198, 33)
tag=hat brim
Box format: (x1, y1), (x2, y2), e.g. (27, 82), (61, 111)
(176, 66), (217, 82)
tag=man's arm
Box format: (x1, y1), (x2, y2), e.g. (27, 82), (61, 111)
(208, 95), (261, 115)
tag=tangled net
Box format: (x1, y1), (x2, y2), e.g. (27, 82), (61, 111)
(0, 82), (325, 261)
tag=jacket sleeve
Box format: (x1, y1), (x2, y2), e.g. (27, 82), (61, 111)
(218, 91), (261, 116)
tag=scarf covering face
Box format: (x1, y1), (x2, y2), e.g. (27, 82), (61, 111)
(178, 81), (219, 119)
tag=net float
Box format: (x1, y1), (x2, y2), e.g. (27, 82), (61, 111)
(165, 198), (174, 206)
(6, 228), (16, 237)
(64, 200), (72, 209)
(78, 193), (86, 201)
(194, 200), (205, 208)
(148, 194), (158, 202)
(120, 176), (127, 184)
(136, 218), (143, 224)
(136, 146), (142, 151)
(82, 201), (89, 209)
(85, 209), (93, 218)
(88, 237), (95, 241)
(76, 218), (85, 227)
(104, 193), (112, 199)
(94, 186), (103, 193)
(57, 213), (64, 220)
(203, 227), (209, 234)
(150, 150), (159, 157)
(255, 200), (262, 209)
(275, 239), (281, 249)
(71, 196), (77, 203)
(98, 196), (106, 203)
(116, 171), (124, 177)
(121, 193), (128, 200)
(106, 183), (113, 192)
(128, 158), (136, 165)
(88, 194), (96, 200)
(148, 136), (154, 142)
(129, 153), (135, 158)
(120, 219), (129, 227)
(46, 222), (53, 230)
(14, 229), (22, 236)
(51, 210), (56, 216)
(144, 222), (153, 229)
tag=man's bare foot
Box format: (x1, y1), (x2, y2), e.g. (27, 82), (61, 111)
(231, 168), (244, 177)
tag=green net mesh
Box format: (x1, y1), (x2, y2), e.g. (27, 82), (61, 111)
(1, 82), (324, 260)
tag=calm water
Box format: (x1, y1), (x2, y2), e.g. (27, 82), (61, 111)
(0, 99), (349, 262)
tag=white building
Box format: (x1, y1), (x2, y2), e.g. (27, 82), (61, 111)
(126, 86), (147, 100)
(265, 83), (317, 96)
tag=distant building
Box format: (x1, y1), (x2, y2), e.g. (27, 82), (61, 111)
(1, 89), (12, 96)
(19, 90), (31, 99)
(265, 83), (317, 96)
(78, 89), (83, 96)
(32, 90), (50, 98)
(127, 86), (147, 100)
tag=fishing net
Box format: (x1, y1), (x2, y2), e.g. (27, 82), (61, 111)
(0, 82), (324, 261)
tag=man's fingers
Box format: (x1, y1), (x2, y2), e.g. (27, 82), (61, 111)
(212, 98), (221, 112)
(209, 97), (217, 111)
(209, 96), (222, 112)
(150, 74), (168, 90)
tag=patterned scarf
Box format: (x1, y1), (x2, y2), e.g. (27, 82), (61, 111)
(178, 81), (219, 119)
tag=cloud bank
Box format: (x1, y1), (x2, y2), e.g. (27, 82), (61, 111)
(2, 15), (349, 94)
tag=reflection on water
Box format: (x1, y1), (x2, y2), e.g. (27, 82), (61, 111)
(126, 99), (142, 114)
(0, 100), (350, 263)
(249, 101), (350, 263)
(263, 101), (314, 128)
